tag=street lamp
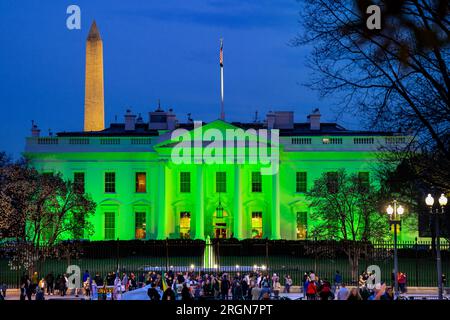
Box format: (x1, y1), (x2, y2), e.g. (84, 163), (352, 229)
(425, 193), (447, 300)
(386, 200), (404, 299)
(216, 192), (224, 219)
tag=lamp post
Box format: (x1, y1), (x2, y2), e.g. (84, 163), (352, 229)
(425, 193), (447, 300)
(386, 200), (404, 299)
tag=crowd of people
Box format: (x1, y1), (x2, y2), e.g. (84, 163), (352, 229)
(6, 268), (418, 301)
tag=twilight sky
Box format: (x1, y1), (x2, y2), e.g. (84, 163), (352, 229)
(0, 0), (358, 157)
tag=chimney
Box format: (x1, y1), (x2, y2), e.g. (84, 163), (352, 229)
(307, 108), (321, 131)
(31, 120), (40, 137)
(167, 108), (177, 130)
(266, 111), (275, 129)
(124, 109), (136, 131)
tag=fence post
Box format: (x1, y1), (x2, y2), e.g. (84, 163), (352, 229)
(116, 238), (120, 273)
(217, 241), (220, 272)
(415, 237), (418, 287)
(165, 238), (169, 272)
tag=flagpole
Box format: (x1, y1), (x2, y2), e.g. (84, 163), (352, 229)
(220, 38), (225, 120)
(220, 67), (224, 120)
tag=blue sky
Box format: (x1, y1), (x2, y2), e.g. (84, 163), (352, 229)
(0, 0), (356, 157)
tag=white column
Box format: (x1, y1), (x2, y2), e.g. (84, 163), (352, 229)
(271, 171), (281, 239)
(194, 165), (205, 239)
(233, 165), (243, 239)
(156, 160), (166, 239)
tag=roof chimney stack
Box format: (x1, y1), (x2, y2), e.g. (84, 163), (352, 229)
(31, 120), (41, 137)
(124, 109), (137, 131)
(307, 108), (321, 131)
(266, 111), (275, 129)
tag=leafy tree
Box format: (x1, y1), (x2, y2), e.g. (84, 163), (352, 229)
(0, 156), (96, 273)
(306, 169), (389, 280)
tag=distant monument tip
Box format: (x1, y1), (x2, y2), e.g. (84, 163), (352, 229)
(87, 20), (101, 41)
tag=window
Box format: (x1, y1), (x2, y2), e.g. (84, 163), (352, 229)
(180, 212), (191, 239)
(327, 172), (338, 194)
(180, 172), (191, 193)
(251, 212), (263, 239)
(291, 138), (311, 145)
(296, 212), (308, 239)
(354, 137), (374, 145)
(74, 172), (85, 193)
(135, 172), (146, 193)
(323, 138), (343, 144)
(296, 172), (307, 193)
(252, 172), (262, 192)
(135, 211), (146, 239)
(104, 212), (115, 240)
(105, 172), (116, 193)
(358, 172), (370, 190)
(216, 172), (226, 193)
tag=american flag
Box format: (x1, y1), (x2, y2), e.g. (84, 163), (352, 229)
(219, 39), (223, 67)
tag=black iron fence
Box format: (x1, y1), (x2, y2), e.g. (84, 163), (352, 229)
(0, 239), (449, 288)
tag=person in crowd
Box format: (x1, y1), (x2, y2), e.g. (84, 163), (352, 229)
(181, 283), (192, 301)
(38, 277), (46, 294)
(84, 277), (91, 298)
(45, 272), (54, 296)
(306, 280), (317, 300)
(220, 274), (230, 300)
(60, 274), (68, 296)
(284, 275), (292, 293)
(302, 272), (309, 296)
(336, 283), (349, 300)
(272, 277), (281, 299)
(359, 286), (371, 300)
(380, 286), (394, 300)
(261, 292), (271, 300)
(94, 272), (103, 287)
(162, 282), (176, 300)
(0, 283), (7, 299)
(398, 272), (407, 293)
(212, 276), (220, 299)
(318, 279), (333, 300)
(202, 278), (213, 298)
(138, 273), (145, 288)
(251, 281), (261, 300)
(122, 272), (129, 291)
(20, 273), (29, 301)
(334, 270), (342, 291)
(259, 275), (271, 300)
(31, 271), (39, 295)
(91, 280), (98, 300)
(113, 273), (122, 300)
(232, 280), (243, 300)
(128, 273), (137, 291)
(82, 270), (90, 284)
(147, 282), (161, 301)
(347, 287), (362, 301)
(35, 287), (45, 300)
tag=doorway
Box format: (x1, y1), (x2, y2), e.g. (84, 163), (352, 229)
(214, 223), (227, 239)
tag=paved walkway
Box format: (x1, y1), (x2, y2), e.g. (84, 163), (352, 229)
(2, 288), (449, 301)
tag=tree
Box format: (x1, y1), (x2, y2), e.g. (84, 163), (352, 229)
(306, 169), (389, 280)
(0, 157), (96, 273)
(295, 0), (450, 189)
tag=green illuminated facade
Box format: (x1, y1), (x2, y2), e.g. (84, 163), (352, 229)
(24, 109), (416, 241)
